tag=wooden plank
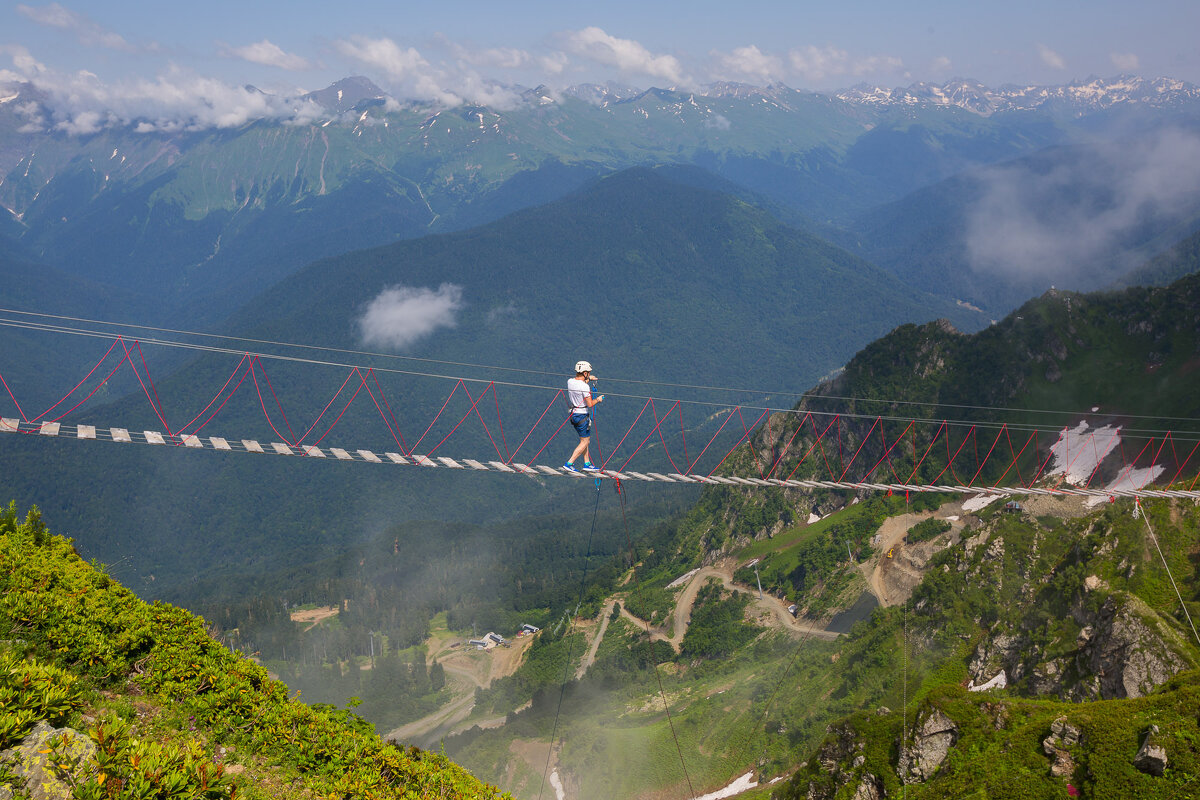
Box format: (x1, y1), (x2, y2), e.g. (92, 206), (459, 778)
(622, 471), (656, 481)
(330, 448), (353, 461)
(385, 452), (408, 464)
(303, 445), (326, 457)
(210, 437), (231, 451)
(111, 428), (131, 443)
(463, 459), (491, 470)
(77, 425), (96, 440)
(412, 455), (437, 467)
(144, 430), (165, 445)
(667, 473), (696, 482)
(180, 434), (202, 448)
(488, 461), (516, 472)
(510, 463), (538, 475)
(0, 418), (20, 433)
(271, 442), (293, 455)
(646, 472), (676, 482)
(39, 422), (60, 436)
(437, 457), (465, 468)
(242, 439), (264, 453)
(358, 450), (383, 463)
(535, 465), (562, 475)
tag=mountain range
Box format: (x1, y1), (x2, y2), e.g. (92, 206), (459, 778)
(3, 74), (1200, 329)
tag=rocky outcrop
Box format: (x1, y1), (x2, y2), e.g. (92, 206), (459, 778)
(898, 707), (958, 783)
(967, 592), (1190, 701)
(850, 775), (884, 800)
(796, 724), (873, 800)
(1133, 725), (1168, 777)
(0, 721), (97, 800)
(1041, 716), (1080, 778)
(1078, 596), (1189, 699)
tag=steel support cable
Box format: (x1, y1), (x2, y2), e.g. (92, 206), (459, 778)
(249, 357), (298, 446)
(1137, 502), (1200, 650)
(704, 408), (769, 479)
(360, 368), (410, 456)
(31, 343), (134, 426)
(176, 354), (251, 435)
(117, 338), (173, 434)
(765, 412), (810, 480)
(5, 317), (1200, 443)
(29, 335), (122, 424)
(10, 307), (1200, 425)
(508, 391), (566, 465)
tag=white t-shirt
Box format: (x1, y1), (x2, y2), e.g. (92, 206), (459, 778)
(567, 377), (591, 414)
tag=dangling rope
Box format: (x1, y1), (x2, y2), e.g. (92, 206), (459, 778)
(614, 479), (697, 800)
(1136, 501), (1200, 649)
(538, 481), (602, 800)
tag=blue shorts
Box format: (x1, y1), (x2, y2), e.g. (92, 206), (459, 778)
(570, 412), (591, 438)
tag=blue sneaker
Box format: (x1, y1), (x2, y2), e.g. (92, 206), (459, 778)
(563, 463), (579, 473)
(582, 462), (600, 472)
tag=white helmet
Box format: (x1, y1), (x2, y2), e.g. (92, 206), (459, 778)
(574, 360), (593, 374)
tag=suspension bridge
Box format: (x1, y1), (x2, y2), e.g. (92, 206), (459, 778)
(2, 309), (1200, 500)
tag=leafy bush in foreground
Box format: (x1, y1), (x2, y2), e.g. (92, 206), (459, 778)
(0, 502), (507, 799)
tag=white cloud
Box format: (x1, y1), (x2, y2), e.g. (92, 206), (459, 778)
(4, 58), (326, 133)
(710, 45), (784, 84)
(563, 27), (686, 85)
(965, 129), (1200, 286)
(358, 284), (465, 351)
(1110, 52), (1139, 71)
(335, 36), (430, 79)
(932, 56), (952, 73)
(333, 35), (531, 108)
(788, 45), (903, 83)
(1037, 43), (1065, 70)
(540, 52), (570, 75)
(224, 40), (310, 71)
(1, 45), (47, 78)
(17, 3), (137, 52)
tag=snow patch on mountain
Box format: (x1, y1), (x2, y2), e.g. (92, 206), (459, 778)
(834, 75), (1200, 116)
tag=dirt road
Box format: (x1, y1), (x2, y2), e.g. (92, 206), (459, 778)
(386, 634), (533, 746)
(575, 564), (840, 681)
(863, 503), (970, 607)
(576, 599), (616, 679)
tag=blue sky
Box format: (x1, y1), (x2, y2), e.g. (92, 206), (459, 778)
(3, 0), (1199, 130)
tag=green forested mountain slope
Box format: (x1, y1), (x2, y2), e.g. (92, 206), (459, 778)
(774, 497), (1200, 800)
(1118, 228), (1200, 289)
(0, 504), (507, 799)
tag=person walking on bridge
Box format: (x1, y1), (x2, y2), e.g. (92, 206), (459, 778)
(564, 360), (603, 472)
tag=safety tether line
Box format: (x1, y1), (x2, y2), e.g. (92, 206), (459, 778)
(539, 481), (603, 800)
(612, 480), (697, 800)
(1137, 502), (1200, 649)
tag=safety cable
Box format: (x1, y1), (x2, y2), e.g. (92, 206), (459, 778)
(3, 316), (1198, 444)
(1136, 501), (1200, 649)
(4, 310), (1200, 430)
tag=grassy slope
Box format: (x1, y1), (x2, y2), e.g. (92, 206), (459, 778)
(0, 503), (507, 799)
